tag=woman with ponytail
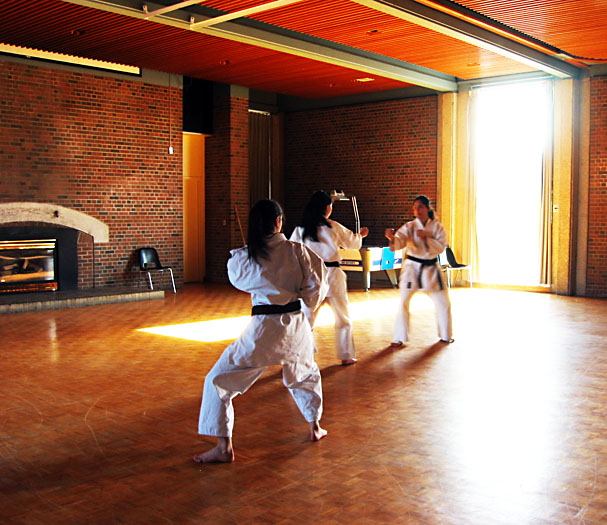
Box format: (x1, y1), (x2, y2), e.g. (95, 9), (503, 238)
(385, 195), (453, 346)
(290, 190), (368, 365)
(195, 199), (328, 464)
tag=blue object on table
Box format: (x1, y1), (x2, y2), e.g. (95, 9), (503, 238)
(381, 247), (395, 270)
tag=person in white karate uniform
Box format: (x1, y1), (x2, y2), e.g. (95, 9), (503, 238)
(290, 191), (368, 366)
(385, 195), (453, 347)
(194, 199), (329, 464)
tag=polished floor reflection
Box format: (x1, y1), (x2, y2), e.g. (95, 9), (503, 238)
(1, 284), (606, 524)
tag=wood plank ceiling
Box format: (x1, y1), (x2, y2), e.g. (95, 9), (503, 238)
(1, 0), (606, 99)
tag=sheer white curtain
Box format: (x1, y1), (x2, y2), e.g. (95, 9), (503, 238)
(450, 89), (478, 285)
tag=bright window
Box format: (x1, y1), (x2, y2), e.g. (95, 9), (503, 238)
(473, 81), (552, 285)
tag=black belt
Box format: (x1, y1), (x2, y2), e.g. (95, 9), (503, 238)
(405, 255), (443, 290)
(251, 300), (301, 316)
(324, 261), (340, 268)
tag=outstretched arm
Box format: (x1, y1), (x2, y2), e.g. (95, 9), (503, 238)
(332, 220), (366, 250)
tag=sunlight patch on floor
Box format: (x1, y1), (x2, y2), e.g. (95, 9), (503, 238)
(138, 315), (251, 343)
(137, 294), (434, 343)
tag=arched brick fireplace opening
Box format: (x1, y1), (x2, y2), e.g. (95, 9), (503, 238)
(0, 203), (109, 293)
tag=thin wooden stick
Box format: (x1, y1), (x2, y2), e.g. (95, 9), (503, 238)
(234, 205), (245, 245)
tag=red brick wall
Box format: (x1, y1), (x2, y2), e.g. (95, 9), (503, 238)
(588, 75), (607, 297)
(0, 60), (183, 289)
(283, 96), (438, 245)
(77, 233), (94, 288)
(205, 92), (249, 283)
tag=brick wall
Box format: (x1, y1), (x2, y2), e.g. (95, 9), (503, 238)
(205, 92), (249, 283)
(4, 59), (604, 296)
(0, 59), (183, 289)
(588, 75), (607, 297)
(283, 96), (438, 246)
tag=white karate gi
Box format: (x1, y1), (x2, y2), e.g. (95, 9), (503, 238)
(198, 233), (328, 438)
(390, 217), (452, 343)
(290, 219), (363, 361)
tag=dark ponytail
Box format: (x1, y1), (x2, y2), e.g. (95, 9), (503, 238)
(301, 190), (332, 242)
(414, 195), (435, 220)
(247, 199), (283, 262)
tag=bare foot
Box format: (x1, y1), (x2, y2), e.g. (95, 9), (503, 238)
(193, 445), (234, 464)
(310, 421), (328, 442)
(341, 358), (357, 366)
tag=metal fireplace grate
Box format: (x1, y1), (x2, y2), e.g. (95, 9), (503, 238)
(0, 239), (57, 293)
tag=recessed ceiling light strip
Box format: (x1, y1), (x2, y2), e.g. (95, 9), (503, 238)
(0, 43), (139, 74)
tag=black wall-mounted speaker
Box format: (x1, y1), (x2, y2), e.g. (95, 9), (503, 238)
(183, 76), (213, 134)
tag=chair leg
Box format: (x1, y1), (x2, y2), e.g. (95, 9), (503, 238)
(146, 271), (154, 290)
(168, 268), (176, 294)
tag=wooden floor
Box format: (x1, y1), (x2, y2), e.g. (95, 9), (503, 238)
(1, 284), (606, 524)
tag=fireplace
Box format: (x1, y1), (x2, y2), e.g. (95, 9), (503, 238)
(0, 226), (79, 293)
(0, 239), (57, 293)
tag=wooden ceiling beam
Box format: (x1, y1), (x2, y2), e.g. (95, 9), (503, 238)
(59, 0), (459, 91)
(143, 1), (205, 20)
(354, 0), (580, 78)
(189, 0), (306, 29)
